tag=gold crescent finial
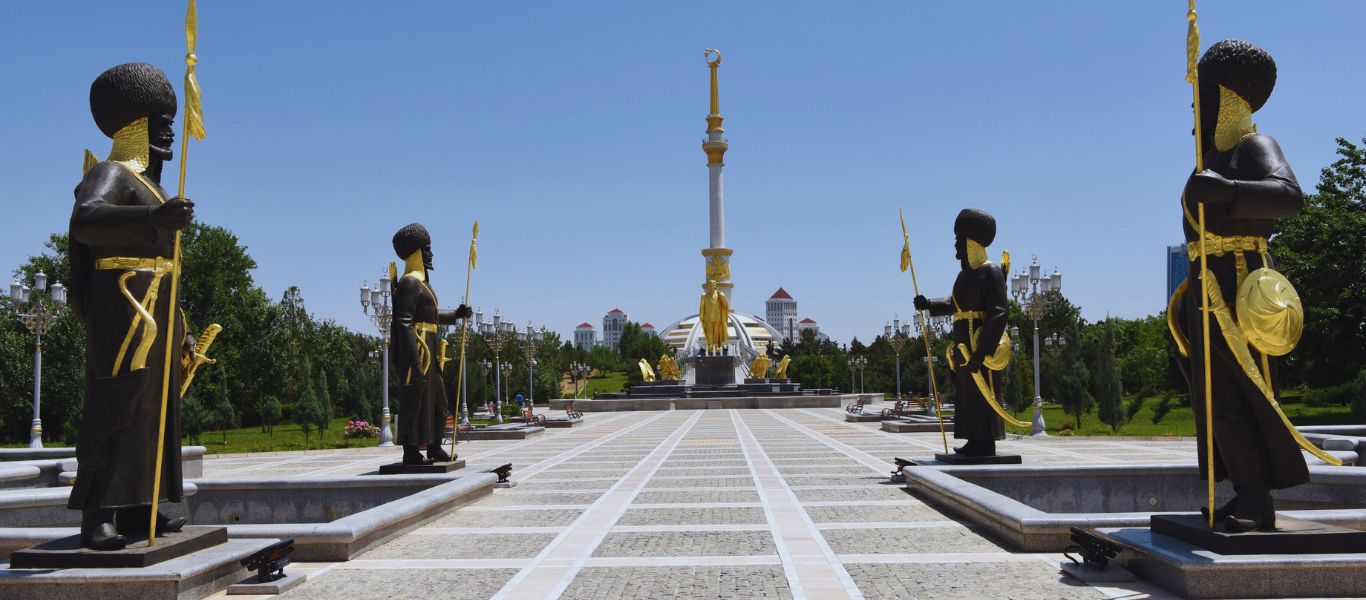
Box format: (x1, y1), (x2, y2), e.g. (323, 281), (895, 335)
(704, 48), (722, 67)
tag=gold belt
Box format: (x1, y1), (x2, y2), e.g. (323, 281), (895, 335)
(1188, 235), (1268, 290)
(97, 256), (174, 376)
(953, 310), (984, 321)
(413, 322), (438, 334)
(1186, 235), (1266, 261)
(95, 256), (175, 271)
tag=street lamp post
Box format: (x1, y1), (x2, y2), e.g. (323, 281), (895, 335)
(360, 272), (395, 447)
(479, 310), (514, 424)
(521, 323), (544, 410)
(848, 356), (868, 394)
(569, 362), (590, 398)
(1011, 256), (1063, 437)
(10, 272), (67, 448)
(884, 318), (912, 399)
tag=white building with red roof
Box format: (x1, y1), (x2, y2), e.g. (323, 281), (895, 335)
(574, 322), (596, 350)
(765, 287), (799, 342)
(602, 308), (629, 347)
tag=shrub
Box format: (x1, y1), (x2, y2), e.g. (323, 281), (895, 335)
(1304, 382), (1354, 407)
(343, 420), (379, 439)
(1353, 370), (1366, 421)
(1151, 394), (1176, 425)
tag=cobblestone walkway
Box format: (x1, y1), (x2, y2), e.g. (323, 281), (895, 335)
(210, 408), (1192, 599)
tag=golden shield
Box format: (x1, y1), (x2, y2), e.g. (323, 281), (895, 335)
(1236, 267), (1303, 357)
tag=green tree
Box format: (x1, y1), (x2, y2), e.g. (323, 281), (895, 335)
(1270, 137), (1366, 386)
(261, 395), (282, 435)
(294, 373), (323, 445)
(586, 343), (619, 375)
(1054, 322), (1094, 428)
(181, 395), (210, 445)
(1352, 369), (1366, 422)
(1095, 319), (1125, 432)
(314, 369), (335, 442)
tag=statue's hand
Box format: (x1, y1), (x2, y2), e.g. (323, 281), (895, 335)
(1185, 170), (1235, 205)
(964, 353), (984, 373)
(150, 197), (195, 230)
(913, 295), (929, 311)
(454, 304), (474, 320)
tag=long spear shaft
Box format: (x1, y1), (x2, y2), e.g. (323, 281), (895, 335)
(901, 208), (948, 453)
(149, 0), (205, 545)
(1184, 0), (1216, 530)
(450, 221), (478, 457)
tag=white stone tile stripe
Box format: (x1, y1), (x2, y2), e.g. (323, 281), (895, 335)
(512, 410), (678, 480)
(490, 410), (704, 599)
(765, 410), (894, 475)
(731, 410), (864, 600)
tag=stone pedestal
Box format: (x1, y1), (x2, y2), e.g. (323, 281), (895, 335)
(1151, 513), (1366, 555)
(11, 526), (227, 569)
(461, 425), (544, 440)
(1099, 526), (1366, 598)
(377, 460), (466, 475)
(694, 355), (736, 386)
(932, 453), (1021, 465)
(1, 538), (277, 600)
(883, 420), (952, 433)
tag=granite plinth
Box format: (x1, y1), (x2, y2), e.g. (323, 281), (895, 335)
(1100, 526), (1366, 599)
(694, 355), (736, 385)
(227, 571), (305, 595)
(1, 538), (276, 600)
(845, 413), (884, 422)
(10, 526), (227, 569)
(377, 460), (466, 475)
(932, 453), (1021, 465)
(460, 425), (544, 440)
(1151, 513), (1366, 555)
(543, 418), (583, 428)
(884, 420), (952, 433)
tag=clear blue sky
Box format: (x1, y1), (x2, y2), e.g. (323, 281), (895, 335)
(3, 1), (1363, 344)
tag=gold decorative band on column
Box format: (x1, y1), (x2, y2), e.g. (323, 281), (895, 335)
(701, 248), (734, 257)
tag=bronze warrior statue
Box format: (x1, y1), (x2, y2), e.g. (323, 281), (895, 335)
(914, 209), (1010, 457)
(1174, 39), (1308, 533)
(68, 63), (197, 550)
(390, 224), (473, 465)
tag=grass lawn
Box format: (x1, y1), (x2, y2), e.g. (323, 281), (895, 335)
(184, 416), (503, 455)
(1004, 390), (1357, 437)
(582, 371), (628, 396)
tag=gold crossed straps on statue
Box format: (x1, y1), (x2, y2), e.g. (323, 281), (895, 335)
(97, 256), (175, 376)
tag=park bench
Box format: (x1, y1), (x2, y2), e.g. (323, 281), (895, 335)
(564, 402), (583, 421)
(880, 400), (909, 418)
(846, 397), (867, 415)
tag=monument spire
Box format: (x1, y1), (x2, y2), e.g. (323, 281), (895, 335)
(701, 48), (733, 301)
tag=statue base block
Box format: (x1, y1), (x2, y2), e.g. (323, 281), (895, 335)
(694, 356), (736, 386)
(1150, 513), (1366, 555)
(884, 420), (953, 433)
(461, 425), (544, 440)
(377, 460), (466, 475)
(543, 418), (583, 428)
(10, 526), (227, 569)
(932, 453), (1022, 465)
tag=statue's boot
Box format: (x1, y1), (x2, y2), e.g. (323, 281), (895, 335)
(953, 440), (979, 455)
(81, 509), (127, 551)
(116, 505), (188, 537)
(1224, 485), (1275, 533)
(403, 445), (432, 465)
(1200, 496), (1238, 522)
(427, 443), (452, 463)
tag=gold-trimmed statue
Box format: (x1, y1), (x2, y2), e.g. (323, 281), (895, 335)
(749, 352), (771, 379)
(774, 355), (791, 380)
(658, 354), (681, 381)
(698, 279), (730, 353)
(638, 358), (657, 382)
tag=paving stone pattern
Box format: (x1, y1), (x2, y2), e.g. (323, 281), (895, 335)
(205, 407), (1192, 599)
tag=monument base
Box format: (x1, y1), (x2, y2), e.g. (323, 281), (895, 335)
(1100, 526), (1366, 599)
(694, 355), (736, 386)
(461, 425), (544, 440)
(1150, 513), (1366, 555)
(884, 420), (952, 433)
(377, 460), (466, 475)
(932, 453), (1022, 465)
(227, 571), (306, 595)
(1, 538), (277, 600)
(543, 418), (583, 428)
(845, 413), (884, 422)
(10, 526), (227, 569)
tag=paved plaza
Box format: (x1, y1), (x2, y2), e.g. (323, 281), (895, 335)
(205, 408), (1198, 599)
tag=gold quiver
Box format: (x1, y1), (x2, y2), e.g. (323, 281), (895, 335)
(1236, 267), (1302, 356)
